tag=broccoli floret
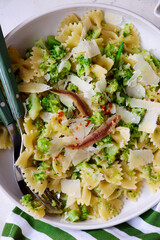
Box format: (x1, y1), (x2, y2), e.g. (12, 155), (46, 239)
(67, 83), (78, 92)
(37, 161), (52, 171)
(46, 35), (61, 49)
(91, 92), (108, 106)
(120, 148), (129, 162)
(33, 171), (47, 182)
(97, 136), (112, 146)
(21, 194), (40, 210)
(116, 92), (125, 105)
(105, 42), (118, 60)
(28, 93), (42, 120)
(106, 79), (119, 94)
(37, 137), (50, 153)
(67, 209), (80, 222)
(86, 29), (101, 40)
(122, 23), (132, 37)
(41, 92), (62, 113)
(80, 205), (90, 221)
(75, 55), (92, 77)
(50, 44), (66, 60)
(104, 142), (119, 164)
(35, 37), (48, 49)
(152, 56), (160, 69)
(90, 111), (104, 126)
(72, 171), (80, 180)
(131, 108), (146, 118)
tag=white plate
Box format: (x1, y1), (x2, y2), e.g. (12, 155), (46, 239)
(1, 3), (160, 230)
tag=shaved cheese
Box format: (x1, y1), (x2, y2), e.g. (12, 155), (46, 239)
(18, 82), (52, 93)
(44, 73), (50, 82)
(40, 111), (55, 122)
(59, 95), (74, 109)
(66, 149), (91, 166)
(116, 106), (140, 124)
(67, 75), (95, 98)
(49, 137), (73, 157)
(104, 12), (123, 25)
(128, 149), (153, 169)
(129, 98), (160, 112)
(95, 77), (107, 93)
(110, 103), (116, 114)
(66, 196), (76, 208)
(69, 118), (93, 140)
(126, 83), (145, 99)
(138, 111), (159, 133)
(72, 39), (100, 59)
(61, 179), (81, 198)
(58, 53), (72, 72)
(129, 54), (159, 86)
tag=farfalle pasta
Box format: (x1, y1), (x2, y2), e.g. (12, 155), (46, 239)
(3, 9), (160, 222)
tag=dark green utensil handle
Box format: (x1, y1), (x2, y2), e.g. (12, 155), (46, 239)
(0, 25), (25, 120)
(0, 87), (14, 126)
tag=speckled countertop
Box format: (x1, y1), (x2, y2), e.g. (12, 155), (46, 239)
(0, 0), (160, 235)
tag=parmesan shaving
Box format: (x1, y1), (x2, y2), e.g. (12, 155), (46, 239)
(126, 83), (145, 99)
(72, 39), (100, 59)
(67, 74), (95, 98)
(116, 106), (140, 124)
(138, 111), (159, 133)
(104, 12), (123, 25)
(129, 98), (160, 112)
(128, 149), (153, 169)
(61, 179), (81, 198)
(129, 54), (160, 86)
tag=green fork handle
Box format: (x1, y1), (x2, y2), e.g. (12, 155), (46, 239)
(0, 87), (14, 126)
(0, 26), (25, 120)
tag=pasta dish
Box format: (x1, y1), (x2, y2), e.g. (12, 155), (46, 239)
(1, 9), (160, 222)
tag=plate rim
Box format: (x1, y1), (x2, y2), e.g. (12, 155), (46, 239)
(2, 2), (160, 230)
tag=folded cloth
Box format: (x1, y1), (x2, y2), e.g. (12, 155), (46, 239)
(2, 203), (160, 240)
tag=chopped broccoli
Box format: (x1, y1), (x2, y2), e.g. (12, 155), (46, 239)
(91, 92), (108, 106)
(122, 23), (132, 37)
(25, 48), (33, 59)
(33, 171), (47, 182)
(86, 29), (101, 40)
(37, 161), (52, 171)
(51, 200), (57, 207)
(106, 79), (119, 94)
(28, 93), (42, 120)
(72, 171), (80, 180)
(80, 205), (90, 221)
(67, 209), (80, 222)
(152, 56), (160, 69)
(46, 35), (61, 49)
(75, 55), (92, 77)
(145, 165), (152, 179)
(105, 42), (118, 60)
(41, 92), (62, 113)
(37, 137), (50, 153)
(97, 136), (112, 146)
(104, 142), (119, 164)
(120, 148), (129, 162)
(67, 83), (78, 92)
(116, 92), (125, 105)
(35, 37), (48, 49)
(90, 111), (104, 126)
(131, 108), (146, 119)
(50, 44), (67, 60)
(21, 194), (40, 210)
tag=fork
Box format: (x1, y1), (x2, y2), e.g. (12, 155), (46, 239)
(0, 25), (62, 213)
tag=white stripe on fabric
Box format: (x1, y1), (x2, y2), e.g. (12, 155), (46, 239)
(1, 237), (14, 240)
(128, 216), (160, 234)
(152, 202), (160, 212)
(60, 227), (96, 240)
(7, 212), (52, 240)
(104, 227), (140, 240)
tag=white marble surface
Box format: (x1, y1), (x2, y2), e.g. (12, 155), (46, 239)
(0, 0), (160, 236)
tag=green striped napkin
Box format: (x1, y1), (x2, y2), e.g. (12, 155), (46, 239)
(2, 204), (160, 240)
